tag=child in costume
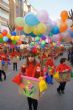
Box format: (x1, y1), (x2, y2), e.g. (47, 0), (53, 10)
(0, 58), (6, 81)
(46, 54), (55, 80)
(56, 58), (71, 94)
(24, 52), (44, 110)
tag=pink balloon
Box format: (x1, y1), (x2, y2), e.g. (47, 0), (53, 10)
(46, 38), (49, 43)
(37, 10), (49, 23)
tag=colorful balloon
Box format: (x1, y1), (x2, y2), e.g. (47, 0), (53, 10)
(37, 23), (47, 34)
(12, 40), (17, 44)
(0, 34), (3, 38)
(41, 40), (46, 45)
(10, 36), (15, 40)
(35, 36), (40, 41)
(2, 30), (8, 36)
(37, 10), (49, 23)
(0, 38), (3, 43)
(51, 26), (59, 34)
(59, 23), (68, 32)
(7, 34), (11, 38)
(14, 36), (20, 41)
(15, 17), (24, 28)
(25, 12), (39, 26)
(24, 24), (32, 34)
(60, 10), (68, 22)
(32, 26), (39, 35)
(11, 31), (16, 36)
(41, 35), (46, 40)
(3, 36), (8, 42)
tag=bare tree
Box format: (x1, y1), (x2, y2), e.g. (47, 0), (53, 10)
(7, 21), (15, 33)
(68, 9), (73, 26)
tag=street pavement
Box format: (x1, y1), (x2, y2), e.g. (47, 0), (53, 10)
(0, 53), (73, 110)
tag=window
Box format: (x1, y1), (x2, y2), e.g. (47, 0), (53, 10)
(3, 0), (9, 4)
(0, 9), (9, 19)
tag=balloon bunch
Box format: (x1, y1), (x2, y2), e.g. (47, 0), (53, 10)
(15, 10), (50, 36)
(0, 30), (20, 44)
(15, 10), (73, 39)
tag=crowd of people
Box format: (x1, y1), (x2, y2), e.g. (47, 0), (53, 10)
(0, 44), (72, 110)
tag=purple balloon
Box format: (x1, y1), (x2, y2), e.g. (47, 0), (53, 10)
(41, 35), (46, 40)
(37, 10), (49, 23)
(7, 39), (12, 43)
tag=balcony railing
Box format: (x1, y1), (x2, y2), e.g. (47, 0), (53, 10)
(0, 1), (9, 12)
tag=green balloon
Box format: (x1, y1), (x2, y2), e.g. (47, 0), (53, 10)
(35, 36), (40, 41)
(30, 42), (35, 46)
(15, 17), (24, 27)
(0, 38), (3, 43)
(41, 41), (46, 45)
(12, 40), (17, 44)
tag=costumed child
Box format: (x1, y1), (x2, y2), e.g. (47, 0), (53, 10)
(0, 58), (6, 81)
(24, 52), (44, 110)
(11, 49), (19, 71)
(56, 58), (71, 94)
(46, 54), (55, 80)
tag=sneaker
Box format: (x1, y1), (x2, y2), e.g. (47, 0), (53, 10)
(0, 79), (2, 82)
(57, 88), (61, 94)
(4, 77), (6, 80)
(61, 91), (65, 94)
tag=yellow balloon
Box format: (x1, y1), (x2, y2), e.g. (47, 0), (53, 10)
(32, 26), (40, 35)
(10, 36), (15, 40)
(7, 34), (11, 38)
(37, 23), (47, 34)
(14, 36), (20, 41)
(24, 24), (32, 34)
(0, 34), (3, 38)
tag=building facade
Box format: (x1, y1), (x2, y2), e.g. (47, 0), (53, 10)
(23, 0), (37, 15)
(0, 0), (10, 32)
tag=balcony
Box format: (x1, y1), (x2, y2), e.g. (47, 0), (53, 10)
(0, 1), (10, 12)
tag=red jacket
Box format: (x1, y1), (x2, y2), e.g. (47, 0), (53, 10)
(41, 54), (47, 60)
(46, 58), (54, 67)
(26, 62), (44, 78)
(56, 63), (71, 73)
(46, 58), (55, 75)
(26, 62), (35, 77)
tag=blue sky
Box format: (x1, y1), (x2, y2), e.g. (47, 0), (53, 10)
(29, 0), (73, 20)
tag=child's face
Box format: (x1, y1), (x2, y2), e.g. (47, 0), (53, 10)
(36, 66), (41, 72)
(28, 55), (34, 62)
(64, 60), (68, 64)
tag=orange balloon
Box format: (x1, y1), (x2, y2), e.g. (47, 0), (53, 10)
(60, 23), (68, 32)
(60, 10), (68, 22)
(0, 34), (3, 38)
